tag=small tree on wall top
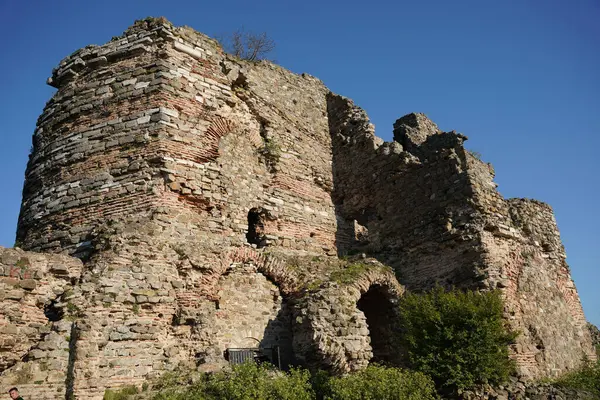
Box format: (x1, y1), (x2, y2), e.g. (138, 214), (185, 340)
(220, 28), (276, 61)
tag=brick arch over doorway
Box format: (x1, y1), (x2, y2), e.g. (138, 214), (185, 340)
(208, 247), (301, 368)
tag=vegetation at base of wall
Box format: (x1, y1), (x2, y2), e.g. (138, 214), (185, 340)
(101, 287), (521, 398)
(552, 359), (600, 397)
(103, 385), (139, 400)
(148, 363), (437, 400)
(321, 364), (437, 400)
(152, 363), (313, 400)
(397, 287), (518, 392)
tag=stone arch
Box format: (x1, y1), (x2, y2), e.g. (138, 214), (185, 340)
(210, 247), (299, 367)
(213, 266), (290, 365)
(292, 263), (403, 374)
(220, 246), (299, 295)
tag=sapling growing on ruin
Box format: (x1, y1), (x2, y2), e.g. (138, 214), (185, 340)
(220, 28), (276, 61)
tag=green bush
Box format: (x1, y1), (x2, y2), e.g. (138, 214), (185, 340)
(153, 363), (314, 400)
(553, 359), (600, 397)
(397, 287), (517, 391)
(151, 364), (437, 400)
(323, 365), (437, 400)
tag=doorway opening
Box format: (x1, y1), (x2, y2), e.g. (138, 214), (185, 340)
(357, 285), (397, 363)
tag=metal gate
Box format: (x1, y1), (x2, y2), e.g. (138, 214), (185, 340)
(226, 347), (282, 369)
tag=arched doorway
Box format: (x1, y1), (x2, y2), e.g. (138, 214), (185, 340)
(357, 285), (398, 363)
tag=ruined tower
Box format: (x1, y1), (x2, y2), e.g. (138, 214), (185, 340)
(0, 17), (595, 399)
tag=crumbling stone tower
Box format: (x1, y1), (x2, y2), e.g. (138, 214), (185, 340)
(0, 17), (595, 399)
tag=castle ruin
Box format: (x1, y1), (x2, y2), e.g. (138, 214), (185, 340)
(0, 17), (595, 399)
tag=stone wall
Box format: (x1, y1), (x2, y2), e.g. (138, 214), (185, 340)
(0, 247), (82, 399)
(327, 94), (485, 290)
(17, 17), (337, 258)
(212, 266), (293, 367)
(589, 323), (600, 349)
(2, 16), (595, 398)
(11, 18), (341, 397)
(468, 155), (597, 378)
(325, 92), (595, 378)
(460, 380), (597, 400)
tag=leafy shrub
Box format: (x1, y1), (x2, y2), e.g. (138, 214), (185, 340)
(397, 287), (517, 391)
(322, 365), (437, 400)
(153, 362), (314, 400)
(152, 364), (435, 400)
(553, 359), (600, 397)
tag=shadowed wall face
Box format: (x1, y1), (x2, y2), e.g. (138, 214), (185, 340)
(327, 93), (484, 291)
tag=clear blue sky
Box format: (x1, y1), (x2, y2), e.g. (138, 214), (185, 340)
(0, 0), (598, 325)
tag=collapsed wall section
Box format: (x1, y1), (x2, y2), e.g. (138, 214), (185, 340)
(327, 93), (485, 290)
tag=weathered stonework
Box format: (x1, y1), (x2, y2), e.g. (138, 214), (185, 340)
(0, 247), (82, 399)
(0, 16), (595, 399)
(292, 262), (402, 374)
(461, 380), (597, 400)
(326, 94), (596, 379)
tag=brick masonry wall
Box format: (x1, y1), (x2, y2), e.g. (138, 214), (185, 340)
(10, 17), (341, 397)
(2, 16), (595, 398)
(17, 18), (337, 259)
